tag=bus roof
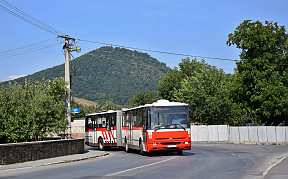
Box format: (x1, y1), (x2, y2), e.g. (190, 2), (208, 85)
(86, 100), (188, 115)
(86, 110), (120, 117)
(122, 100), (188, 112)
(144, 99), (188, 107)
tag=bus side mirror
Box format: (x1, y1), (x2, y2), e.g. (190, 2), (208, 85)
(189, 109), (193, 118)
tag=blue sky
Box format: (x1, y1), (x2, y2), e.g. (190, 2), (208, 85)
(1, 0), (288, 82)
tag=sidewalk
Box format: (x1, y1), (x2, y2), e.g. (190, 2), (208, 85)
(0, 147), (108, 172)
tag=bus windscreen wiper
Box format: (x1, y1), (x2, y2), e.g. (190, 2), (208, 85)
(173, 124), (186, 130)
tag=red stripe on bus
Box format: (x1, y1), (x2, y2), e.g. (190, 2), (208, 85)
(110, 131), (115, 140)
(105, 131), (111, 140)
(102, 131), (106, 139)
(132, 127), (143, 130)
(122, 127), (129, 130)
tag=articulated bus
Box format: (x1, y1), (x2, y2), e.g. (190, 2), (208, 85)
(85, 100), (192, 155)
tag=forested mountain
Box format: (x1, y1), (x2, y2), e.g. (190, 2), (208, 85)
(4, 46), (170, 105)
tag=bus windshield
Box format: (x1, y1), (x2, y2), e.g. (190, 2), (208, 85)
(149, 106), (189, 130)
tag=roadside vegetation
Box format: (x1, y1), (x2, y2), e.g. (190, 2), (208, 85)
(0, 78), (67, 143)
(1, 20), (287, 143)
(157, 20), (288, 126)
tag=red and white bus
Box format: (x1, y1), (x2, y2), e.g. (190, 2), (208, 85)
(85, 110), (122, 150)
(85, 100), (192, 155)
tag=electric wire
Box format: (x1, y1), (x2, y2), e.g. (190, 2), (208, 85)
(0, 1), (286, 69)
(0, 0), (63, 35)
(0, 43), (61, 60)
(0, 4), (58, 35)
(0, 42), (61, 57)
(78, 39), (288, 67)
(0, 1), (62, 36)
(0, 38), (56, 54)
(77, 39), (239, 62)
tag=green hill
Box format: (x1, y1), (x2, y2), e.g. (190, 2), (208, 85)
(4, 46), (170, 105)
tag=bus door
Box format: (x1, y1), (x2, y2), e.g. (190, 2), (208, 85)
(127, 113), (133, 146)
(92, 118), (97, 144)
(106, 114), (116, 144)
(86, 116), (93, 144)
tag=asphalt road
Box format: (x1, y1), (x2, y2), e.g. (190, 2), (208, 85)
(1, 143), (288, 179)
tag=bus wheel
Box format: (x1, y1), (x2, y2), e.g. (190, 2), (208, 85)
(139, 143), (145, 156)
(98, 139), (105, 151)
(177, 150), (183, 155)
(125, 142), (130, 153)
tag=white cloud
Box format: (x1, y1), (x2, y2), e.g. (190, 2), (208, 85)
(8, 75), (27, 80)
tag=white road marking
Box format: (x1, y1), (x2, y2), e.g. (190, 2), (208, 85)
(230, 153), (247, 163)
(106, 156), (178, 176)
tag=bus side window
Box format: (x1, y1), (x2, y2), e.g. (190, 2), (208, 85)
(101, 117), (106, 128)
(96, 116), (102, 128)
(87, 117), (92, 129)
(111, 115), (116, 127)
(123, 113), (129, 127)
(128, 113), (133, 129)
(91, 117), (96, 130)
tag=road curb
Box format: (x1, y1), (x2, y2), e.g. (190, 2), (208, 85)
(233, 142), (288, 145)
(0, 152), (109, 172)
(261, 155), (288, 178)
(37, 152), (109, 167)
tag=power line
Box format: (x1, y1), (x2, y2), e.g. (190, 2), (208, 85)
(0, 0), (63, 36)
(77, 39), (239, 62)
(0, 43), (61, 60)
(0, 0), (63, 35)
(0, 42), (61, 57)
(78, 39), (288, 67)
(0, 38), (56, 54)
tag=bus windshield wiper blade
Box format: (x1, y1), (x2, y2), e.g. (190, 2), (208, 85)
(174, 124), (186, 130)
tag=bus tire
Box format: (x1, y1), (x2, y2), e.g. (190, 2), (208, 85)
(98, 138), (105, 151)
(140, 142), (145, 156)
(125, 142), (130, 153)
(177, 150), (183, 155)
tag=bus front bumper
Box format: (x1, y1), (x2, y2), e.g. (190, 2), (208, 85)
(146, 141), (191, 152)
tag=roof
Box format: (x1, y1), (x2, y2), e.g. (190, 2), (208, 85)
(144, 99), (188, 107)
(86, 100), (188, 115)
(86, 110), (120, 117)
(122, 100), (188, 111)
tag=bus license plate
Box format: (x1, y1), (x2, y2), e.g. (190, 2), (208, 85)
(167, 145), (177, 148)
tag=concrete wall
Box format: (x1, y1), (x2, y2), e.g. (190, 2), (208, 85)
(71, 119), (85, 139)
(0, 139), (84, 165)
(191, 125), (229, 142)
(229, 126), (288, 143)
(70, 120), (288, 143)
(191, 125), (288, 143)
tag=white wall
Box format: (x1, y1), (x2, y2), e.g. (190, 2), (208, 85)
(191, 125), (288, 143)
(191, 125), (229, 142)
(71, 119), (85, 138)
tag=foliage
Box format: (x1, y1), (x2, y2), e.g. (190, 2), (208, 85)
(3, 46), (170, 105)
(158, 58), (243, 125)
(71, 98), (123, 119)
(227, 20), (288, 125)
(158, 68), (183, 101)
(129, 90), (160, 107)
(0, 78), (67, 143)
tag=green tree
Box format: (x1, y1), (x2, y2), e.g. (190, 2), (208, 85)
(227, 20), (288, 125)
(158, 58), (206, 101)
(158, 58), (242, 125)
(0, 78), (67, 143)
(129, 90), (160, 107)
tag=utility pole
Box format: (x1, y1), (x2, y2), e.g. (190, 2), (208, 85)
(64, 35), (72, 139)
(58, 35), (81, 139)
